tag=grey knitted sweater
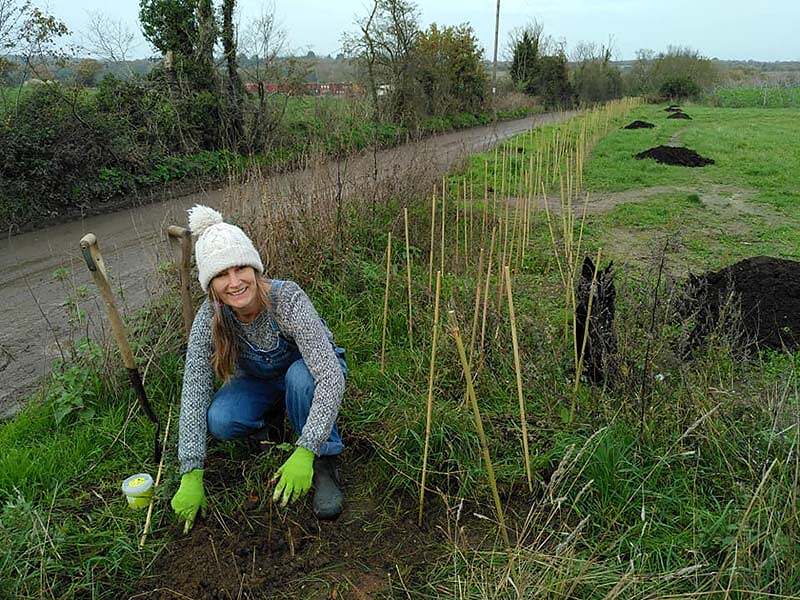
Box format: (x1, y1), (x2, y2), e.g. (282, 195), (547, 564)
(178, 279), (344, 474)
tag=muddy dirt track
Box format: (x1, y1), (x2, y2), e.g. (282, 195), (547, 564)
(0, 111), (574, 418)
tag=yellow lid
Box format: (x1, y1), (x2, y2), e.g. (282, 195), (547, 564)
(122, 473), (153, 495)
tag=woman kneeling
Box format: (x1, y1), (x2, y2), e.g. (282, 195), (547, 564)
(171, 205), (346, 532)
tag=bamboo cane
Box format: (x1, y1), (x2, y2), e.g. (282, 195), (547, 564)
(520, 154), (534, 267)
(569, 195), (591, 380)
(542, 181), (566, 290)
(492, 147), (498, 216)
(509, 184), (520, 271)
(500, 146), (509, 260)
(428, 188), (436, 294)
(463, 181), (469, 271)
(515, 166), (525, 268)
(404, 208), (413, 348)
(552, 128), (560, 186)
(455, 186), (460, 268)
(440, 179), (446, 275)
(380, 232), (392, 373)
(468, 245), (486, 367)
(447, 310), (509, 548)
(479, 227), (497, 359)
(468, 177), (474, 264)
(497, 208), (510, 309)
(482, 159), (489, 242)
(504, 265), (533, 491)
(139, 405), (173, 548)
(418, 270), (442, 526)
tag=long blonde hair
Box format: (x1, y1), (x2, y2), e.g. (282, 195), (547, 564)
(209, 275), (272, 381)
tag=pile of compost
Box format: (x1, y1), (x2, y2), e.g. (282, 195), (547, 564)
(667, 111), (692, 120)
(635, 145), (714, 167)
(624, 120), (656, 129)
(682, 256), (800, 351)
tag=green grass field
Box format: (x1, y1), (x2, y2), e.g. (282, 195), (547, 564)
(2, 103), (800, 598)
(582, 104), (800, 271)
(708, 85), (800, 108)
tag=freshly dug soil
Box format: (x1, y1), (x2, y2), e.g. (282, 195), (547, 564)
(667, 111), (692, 120)
(624, 120), (656, 129)
(681, 256), (800, 351)
(134, 452), (438, 599)
(635, 145), (714, 167)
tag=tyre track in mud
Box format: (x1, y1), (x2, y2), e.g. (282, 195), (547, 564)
(0, 111), (575, 418)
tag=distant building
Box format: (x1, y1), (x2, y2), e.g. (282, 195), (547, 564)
(244, 81), (363, 97)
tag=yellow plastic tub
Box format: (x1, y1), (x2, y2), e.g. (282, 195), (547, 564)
(121, 473), (153, 509)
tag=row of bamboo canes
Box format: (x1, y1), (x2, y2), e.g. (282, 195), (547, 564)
(373, 99), (640, 545)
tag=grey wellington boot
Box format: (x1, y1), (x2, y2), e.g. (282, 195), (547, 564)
(312, 455), (343, 520)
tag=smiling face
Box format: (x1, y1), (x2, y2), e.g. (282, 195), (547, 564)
(210, 266), (260, 318)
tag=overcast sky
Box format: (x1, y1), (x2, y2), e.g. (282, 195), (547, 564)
(46, 0), (800, 62)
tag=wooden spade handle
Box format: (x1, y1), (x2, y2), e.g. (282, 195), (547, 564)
(79, 233), (135, 370)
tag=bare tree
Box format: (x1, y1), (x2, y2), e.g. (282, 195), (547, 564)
(342, 0), (421, 124)
(0, 0), (27, 54)
(83, 11), (140, 67)
(504, 20), (550, 62)
(571, 36), (616, 64)
(239, 2), (304, 151)
(240, 1), (287, 80)
(17, 5), (70, 80)
(342, 1), (379, 116)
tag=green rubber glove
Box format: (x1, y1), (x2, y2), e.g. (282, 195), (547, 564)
(171, 469), (207, 533)
(271, 446), (315, 506)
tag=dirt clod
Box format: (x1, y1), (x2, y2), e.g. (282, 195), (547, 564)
(667, 111), (692, 120)
(624, 120), (656, 130)
(681, 256), (800, 352)
(635, 145), (714, 167)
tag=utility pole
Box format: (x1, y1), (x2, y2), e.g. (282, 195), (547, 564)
(491, 0), (501, 115)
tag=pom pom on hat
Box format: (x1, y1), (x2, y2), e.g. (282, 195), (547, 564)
(187, 204), (263, 292)
(188, 204), (224, 237)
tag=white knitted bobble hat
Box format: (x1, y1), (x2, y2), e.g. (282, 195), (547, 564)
(187, 204), (264, 292)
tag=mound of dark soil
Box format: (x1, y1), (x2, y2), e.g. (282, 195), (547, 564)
(635, 145), (714, 167)
(665, 106), (682, 112)
(681, 256), (800, 352)
(667, 111), (692, 120)
(624, 120), (656, 129)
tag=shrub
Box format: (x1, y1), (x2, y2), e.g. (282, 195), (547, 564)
(572, 60), (624, 105)
(660, 76), (701, 100)
(626, 46), (719, 97)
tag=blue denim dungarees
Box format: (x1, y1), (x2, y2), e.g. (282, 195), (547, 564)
(206, 281), (346, 456)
